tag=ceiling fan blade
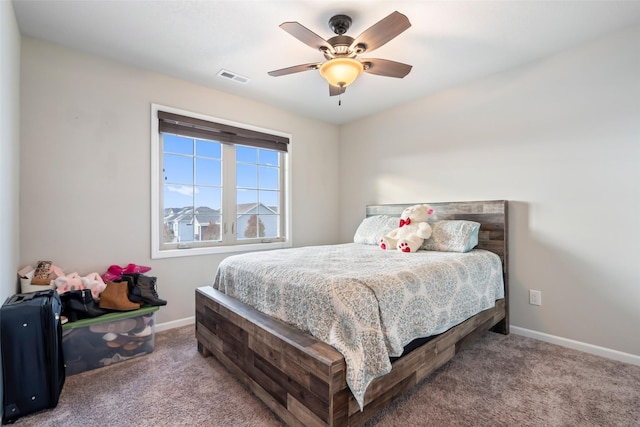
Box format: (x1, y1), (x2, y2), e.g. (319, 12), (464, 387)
(362, 58), (412, 78)
(268, 63), (321, 77)
(350, 11), (411, 53)
(329, 84), (346, 96)
(280, 22), (334, 53)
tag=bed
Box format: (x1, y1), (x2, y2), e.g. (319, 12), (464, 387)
(196, 200), (509, 427)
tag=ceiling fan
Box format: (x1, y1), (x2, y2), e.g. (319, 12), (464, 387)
(268, 11), (412, 97)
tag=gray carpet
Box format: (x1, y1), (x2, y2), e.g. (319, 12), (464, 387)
(13, 325), (640, 426)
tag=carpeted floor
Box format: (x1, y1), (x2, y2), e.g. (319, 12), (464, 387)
(12, 325), (640, 426)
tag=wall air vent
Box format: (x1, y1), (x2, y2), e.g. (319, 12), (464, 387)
(217, 69), (250, 84)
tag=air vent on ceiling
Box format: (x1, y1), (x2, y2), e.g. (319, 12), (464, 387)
(217, 69), (250, 84)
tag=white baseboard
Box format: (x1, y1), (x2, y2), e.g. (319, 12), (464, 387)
(156, 316), (195, 333)
(510, 326), (640, 366)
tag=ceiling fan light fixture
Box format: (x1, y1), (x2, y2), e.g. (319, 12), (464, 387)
(319, 57), (363, 88)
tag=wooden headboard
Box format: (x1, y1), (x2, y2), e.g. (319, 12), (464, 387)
(366, 200), (509, 331)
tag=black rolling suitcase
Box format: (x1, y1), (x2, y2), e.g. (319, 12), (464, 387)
(1, 289), (65, 424)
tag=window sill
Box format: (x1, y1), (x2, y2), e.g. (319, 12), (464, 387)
(151, 240), (292, 259)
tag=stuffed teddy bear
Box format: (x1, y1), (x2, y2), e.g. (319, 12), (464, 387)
(379, 204), (435, 253)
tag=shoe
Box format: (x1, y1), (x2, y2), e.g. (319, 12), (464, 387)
(99, 281), (141, 311)
(31, 261), (53, 285)
(128, 275), (167, 306)
(61, 289), (110, 321)
(106, 335), (130, 348)
(119, 274), (137, 296)
(122, 341), (143, 351)
(129, 317), (146, 334)
(100, 353), (128, 366)
(103, 264), (151, 282)
(102, 332), (118, 341)
(130, 325), (152, 337)
(123, 263), (151, 275)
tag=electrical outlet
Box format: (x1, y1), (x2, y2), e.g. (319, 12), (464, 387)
(529, 289), (542, 306)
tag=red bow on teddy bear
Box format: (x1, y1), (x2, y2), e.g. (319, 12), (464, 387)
(399, 218), (411, 227)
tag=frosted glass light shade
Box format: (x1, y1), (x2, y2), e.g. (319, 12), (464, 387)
(319, 58), (363, 87)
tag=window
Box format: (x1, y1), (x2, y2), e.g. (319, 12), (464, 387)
(151, 104), (291, 258)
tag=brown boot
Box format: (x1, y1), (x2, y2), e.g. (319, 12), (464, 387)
(99, 281), (141, 311)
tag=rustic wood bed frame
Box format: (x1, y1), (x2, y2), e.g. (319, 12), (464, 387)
(196, 200), (509, 427)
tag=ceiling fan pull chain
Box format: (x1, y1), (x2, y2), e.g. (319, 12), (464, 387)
(338, 93), (342, 106)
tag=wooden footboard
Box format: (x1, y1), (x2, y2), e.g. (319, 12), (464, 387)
(196, 286), (506, 427)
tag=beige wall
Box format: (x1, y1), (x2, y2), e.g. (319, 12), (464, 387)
(339, 25), (640, 357)
(19, 38), (340, 326)
(16, 23), (639, 358)
(1, 0), (21, 416)
(1, 1), (21, 301)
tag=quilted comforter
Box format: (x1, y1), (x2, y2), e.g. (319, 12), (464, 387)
(213, 243), (504, 409)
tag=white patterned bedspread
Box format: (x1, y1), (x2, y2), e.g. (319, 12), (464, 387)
(213, 243), (504, 409)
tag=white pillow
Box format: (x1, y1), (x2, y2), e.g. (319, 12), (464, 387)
(421, 220), (480, 252)
(353, 215), (398, 245)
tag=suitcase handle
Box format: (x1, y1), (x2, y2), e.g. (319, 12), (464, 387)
(4, 289), (53, 305)
(6, 293), (36, 305)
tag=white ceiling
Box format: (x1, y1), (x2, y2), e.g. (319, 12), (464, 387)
(12, 0), (640, 125)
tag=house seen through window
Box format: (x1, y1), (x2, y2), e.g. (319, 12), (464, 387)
(151, 105), (291, 258)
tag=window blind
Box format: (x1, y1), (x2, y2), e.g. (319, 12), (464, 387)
(158, 111), (289, 152)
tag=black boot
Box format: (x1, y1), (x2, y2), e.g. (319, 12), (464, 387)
(61, 289), (110, 321)
(119, 274), (137, 295)
(128, 274), (167, 306)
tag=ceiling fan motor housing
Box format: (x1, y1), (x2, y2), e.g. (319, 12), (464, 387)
(329, 14), (352, 35)
(326, 35), (355, 57)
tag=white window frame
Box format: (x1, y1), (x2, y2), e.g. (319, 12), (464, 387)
(151, 104), (292, 259)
